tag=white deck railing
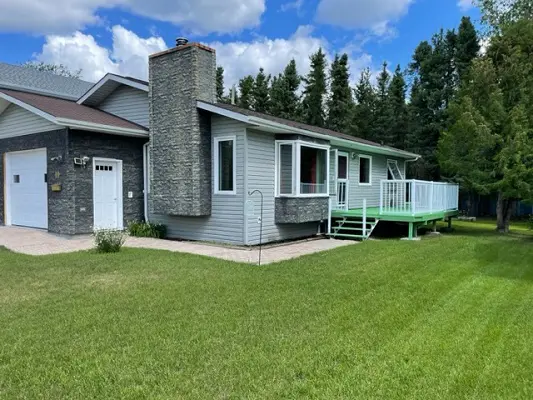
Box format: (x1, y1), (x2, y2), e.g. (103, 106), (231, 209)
(380, 180), (459, 216)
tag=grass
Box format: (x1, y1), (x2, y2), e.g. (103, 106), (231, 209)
(0, 221), (532, 399)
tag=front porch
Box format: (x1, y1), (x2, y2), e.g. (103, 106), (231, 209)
(329, 180), (460, 240)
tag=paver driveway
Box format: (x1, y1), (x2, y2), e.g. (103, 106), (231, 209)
(0, 226), (356, 264)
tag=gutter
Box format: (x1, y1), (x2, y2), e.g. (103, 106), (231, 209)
(247, 116), (420, 159)
(56, 118), (149, 137)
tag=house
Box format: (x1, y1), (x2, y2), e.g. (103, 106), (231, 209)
(0, 40), (459, 244)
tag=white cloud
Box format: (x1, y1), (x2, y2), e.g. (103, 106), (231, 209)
(35, 26), (166, 82)
(316, 0), (413, 32)
(458, 0), (474, 12)
(280, 0), (304, 13)
(209, 26), (372, 92)
(34, 24), (373, 93)
(0, 0), (265, 35)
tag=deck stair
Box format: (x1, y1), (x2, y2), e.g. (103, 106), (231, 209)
(329, 216), (380, 240)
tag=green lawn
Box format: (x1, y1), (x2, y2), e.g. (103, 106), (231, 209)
(1, 221), (532, 399)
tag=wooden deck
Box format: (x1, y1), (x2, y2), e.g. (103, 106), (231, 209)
(331, 207), (459, 223)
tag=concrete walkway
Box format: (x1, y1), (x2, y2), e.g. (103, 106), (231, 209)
(0, 226), (357, 264)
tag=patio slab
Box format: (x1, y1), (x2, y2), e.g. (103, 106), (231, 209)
(0, 226), (357, 264)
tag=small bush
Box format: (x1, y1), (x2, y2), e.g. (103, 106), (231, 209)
(127, 221), (167, 239)
(94, 229), (126, 253)
(528, 215), (533, 230)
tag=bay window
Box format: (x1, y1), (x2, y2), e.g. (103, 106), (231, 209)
(275, 140), (330, 197)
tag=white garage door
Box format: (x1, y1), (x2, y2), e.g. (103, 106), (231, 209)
(7, 149), (48, 229)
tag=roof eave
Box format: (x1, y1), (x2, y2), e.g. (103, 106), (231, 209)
(77, 73), (149, 106)
(56, 117), (149, 137)
(197, 101), (420, 159)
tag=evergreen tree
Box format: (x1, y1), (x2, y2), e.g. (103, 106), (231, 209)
(373, 61), (393, 145)
(388, 65), (409, 149)
(216, 66), (225, 102)
(456, 17), (480, 81)
(326, 54), (353, 132)
(477, 0), (533, 31)
(238, 75), (255, 109)
(407, 30), (458, 180)
(439, 20), (533, 233)
(351, 68), (376, 140)
(269, 59), (301, 119)
(252, 68), (271, 113)
(301, 48), (327, 127)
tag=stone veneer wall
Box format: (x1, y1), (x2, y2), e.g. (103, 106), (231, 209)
(0, 129), (76, 234)
(68, 130), (146, 234)
(275, 197), (329, 224)
(0, 129), (146, 234)
(149, 43), (216, 217)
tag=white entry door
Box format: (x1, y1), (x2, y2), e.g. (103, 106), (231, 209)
(7, 149), (48, 229)
(93, 159), (122, 230)
(337, 152), (349, 209)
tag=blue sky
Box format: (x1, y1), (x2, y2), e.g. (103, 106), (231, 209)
(0, 0), (479, 88)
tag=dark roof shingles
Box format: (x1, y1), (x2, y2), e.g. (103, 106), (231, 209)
(1, 89), (147, 132)
(0, 62), (93, 100)
(211, 102), (416, 156)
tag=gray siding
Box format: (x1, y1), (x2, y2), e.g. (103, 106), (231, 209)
(0, 104), (58, 139)
(330, 147), (406, 209)
(246, 129), (320, 246)
(150, 116), (246, 245)
(98, 85), (149, 127)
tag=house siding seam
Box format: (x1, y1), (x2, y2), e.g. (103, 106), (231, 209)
(98, 85), (149, 128)
(68, 130), (146, 234)
(0, 129), (76, 234)
(150, 116), (246, 245)
(246, 129), (321, 246)
(0, 104), (58, 139)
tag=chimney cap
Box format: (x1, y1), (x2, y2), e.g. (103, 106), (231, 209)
(176, 37), (189, 47)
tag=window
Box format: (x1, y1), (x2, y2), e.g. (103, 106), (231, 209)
(275, 140), (330, 197)
(359, 155), (372, 185)
(278, 144), (294, 195)
(387, 159), (404, 180)
(215, 136), (236, 194)
(13, 175), (20, 183)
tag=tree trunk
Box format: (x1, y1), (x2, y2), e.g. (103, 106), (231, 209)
(496, 193), (515, 233)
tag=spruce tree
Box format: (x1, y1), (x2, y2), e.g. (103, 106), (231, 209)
(388, 65), (409, 149)
(301, 48), (327, 127)
(269, 60), (302, 120)
(252, 68), (271, 113)
(238, 75), (255, 109)
(351, 68), (376, 140)
(216, 66), (226, 103)
(281, 59), (302, 120)
(326, 54), (353, 132)
(373, 61), (393, 145)
(456, 16), (481, 82)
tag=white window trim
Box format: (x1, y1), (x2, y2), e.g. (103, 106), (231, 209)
(275, 139), (330, 198)
(214, 135), (237, 195)
(358, 154), (372, 186)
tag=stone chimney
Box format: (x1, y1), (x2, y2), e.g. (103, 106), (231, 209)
(149, 40), (216, 216)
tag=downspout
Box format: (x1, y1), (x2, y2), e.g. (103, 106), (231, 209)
(143, 142), (149, 222)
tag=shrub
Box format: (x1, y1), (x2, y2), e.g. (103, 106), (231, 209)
(93, 229), (126, 253)
(127, 221), (167, 239)
(528, 215), (533, 230)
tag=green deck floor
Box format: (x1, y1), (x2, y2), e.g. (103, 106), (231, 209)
(331, 207), (459, 223)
